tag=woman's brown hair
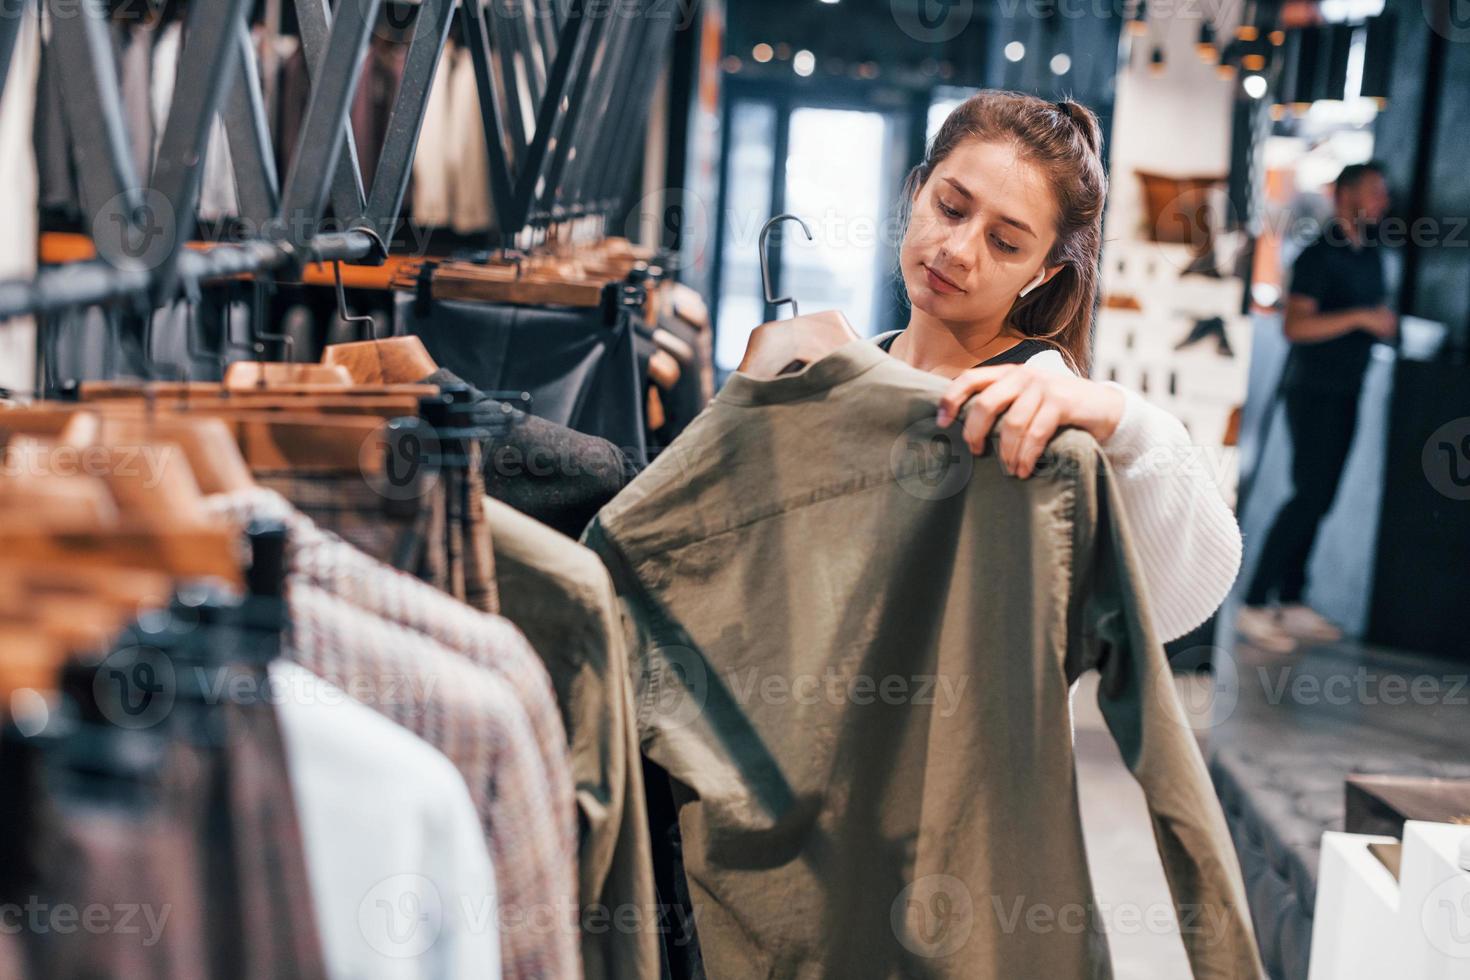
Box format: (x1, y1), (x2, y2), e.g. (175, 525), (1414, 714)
(898, 90), (1108, 376)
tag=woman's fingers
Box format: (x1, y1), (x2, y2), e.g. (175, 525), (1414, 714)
(960, 370), (1027, 453)
(998, 383), (1045, 474)
(936, 366), (1011, 428)
(1013, 402), (1062, 478)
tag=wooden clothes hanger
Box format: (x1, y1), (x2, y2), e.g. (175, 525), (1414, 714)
(322, 260), (442, 382)
(737, 214), (860, 379)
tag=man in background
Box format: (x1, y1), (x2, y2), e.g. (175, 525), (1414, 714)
(1237, 162), (1398, 653)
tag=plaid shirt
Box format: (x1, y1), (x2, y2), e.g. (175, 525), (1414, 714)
(204, 489), (578, 980)
(289, 585), (579, 980)
(256, 447), (500, 617)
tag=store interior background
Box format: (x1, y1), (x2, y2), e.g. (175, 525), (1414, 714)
(0, 0), (1464, 977)
(651, 0), (1470, 662)
(645, 3), (1470, 976)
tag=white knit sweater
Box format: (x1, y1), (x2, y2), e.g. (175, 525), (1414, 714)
(873, 334), (1243, 643)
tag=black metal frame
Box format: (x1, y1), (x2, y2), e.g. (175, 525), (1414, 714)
(0, 0), (681, 322)
(460, 0), (594, 243)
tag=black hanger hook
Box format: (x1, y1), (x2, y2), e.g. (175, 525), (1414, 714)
(759, 213), (813, 319)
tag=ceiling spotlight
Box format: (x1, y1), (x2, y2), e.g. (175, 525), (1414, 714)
(1050, 53), (1071, 75)
(1243, 74), (1268, 98)
(722, 55), (742, 73)
(752, 43), (773, 63)
(1005, 41), (1025, 62)
(793, 49), (815, 76)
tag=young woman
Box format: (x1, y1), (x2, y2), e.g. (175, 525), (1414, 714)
(875, 91), (1241, 644)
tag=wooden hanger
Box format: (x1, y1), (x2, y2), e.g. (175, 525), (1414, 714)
(393, 261), (605, 309)
(222, 361), (355, 389)
(2, 405), (391, 478)
(321, 258), (442, 382)
(321, 335), (440, 384)
(737, 214), (860, 379)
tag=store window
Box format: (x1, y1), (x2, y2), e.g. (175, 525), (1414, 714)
(713, 101), (777, 371)
(779, 107), (889, 340)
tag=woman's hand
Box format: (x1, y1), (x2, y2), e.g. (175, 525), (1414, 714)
(935, 365), (1127, 478)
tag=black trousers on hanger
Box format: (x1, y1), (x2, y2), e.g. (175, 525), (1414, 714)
(396, 294), (649, 467)
(1244, 385), (1361, 606)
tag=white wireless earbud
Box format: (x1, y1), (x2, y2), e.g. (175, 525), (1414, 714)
(1019, 269), (1047, 299)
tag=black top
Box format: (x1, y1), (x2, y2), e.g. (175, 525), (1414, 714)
(875, 333), (1057, 368)
(1283, 221), (1387, 393)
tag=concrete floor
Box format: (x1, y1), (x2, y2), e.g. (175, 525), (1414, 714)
(1073, 670), (1219, 979)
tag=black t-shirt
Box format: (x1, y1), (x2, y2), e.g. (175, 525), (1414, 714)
(1282, 222), (1386, 392)
(875, 333), (1057, 368)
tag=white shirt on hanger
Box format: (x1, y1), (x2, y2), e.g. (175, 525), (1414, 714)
(272, 660), (501, 980)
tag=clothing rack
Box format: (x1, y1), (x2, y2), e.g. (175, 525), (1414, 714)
(0, 0), (680, 324)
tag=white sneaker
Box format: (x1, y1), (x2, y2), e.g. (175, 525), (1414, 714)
(1276, 603), (1344, 642)
(1235, 605), (1298, 654)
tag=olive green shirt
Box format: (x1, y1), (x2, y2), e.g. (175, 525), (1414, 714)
(583, 340), (1264, 979)
(484, 497), (660, 980)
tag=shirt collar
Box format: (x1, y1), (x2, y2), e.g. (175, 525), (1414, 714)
(715, 338), (891, 406)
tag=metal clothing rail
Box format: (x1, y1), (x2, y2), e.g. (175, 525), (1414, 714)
(0, 233), (376, 321)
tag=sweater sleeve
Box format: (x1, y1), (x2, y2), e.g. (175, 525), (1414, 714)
(1025, 349), (1242, 642)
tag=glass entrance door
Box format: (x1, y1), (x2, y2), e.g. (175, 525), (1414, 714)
(779, 107), (891, 340)
(712, 95), (906, 373)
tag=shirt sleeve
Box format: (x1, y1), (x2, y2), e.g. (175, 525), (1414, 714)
(1065, 446), (1266, 980)
(1026, 350), (1243, 642)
